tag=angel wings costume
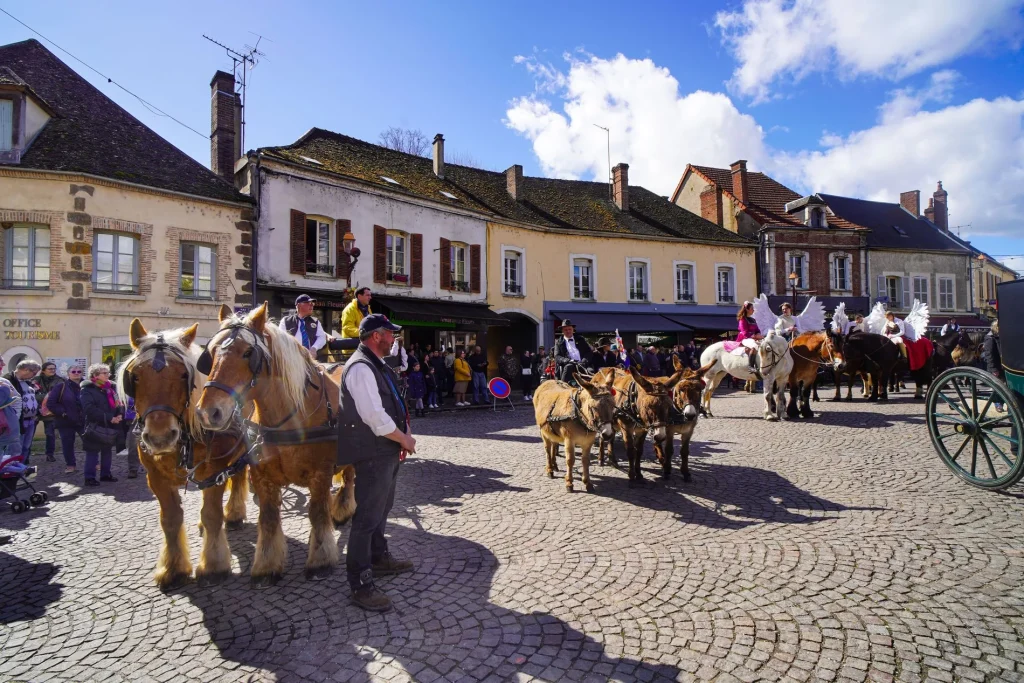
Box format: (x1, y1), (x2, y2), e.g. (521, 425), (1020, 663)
(749, 294), (826, 346)
(863, 301), (930, 345)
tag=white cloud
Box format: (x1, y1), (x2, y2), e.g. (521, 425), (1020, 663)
(878, 69), (959, 124)
(715, 0), (1024, 102)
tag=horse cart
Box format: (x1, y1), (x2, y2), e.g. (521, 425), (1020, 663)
(925, 279), (1024, 490)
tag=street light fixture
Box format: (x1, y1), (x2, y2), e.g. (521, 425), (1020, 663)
(341, 231), (361, 288)
(788, 271), (799, 309)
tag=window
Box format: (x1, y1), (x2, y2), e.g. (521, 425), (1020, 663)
(503, 249), (522, 295)
(912, 275), (929, 305)
(93, 232), (138, 293)
(4, 224), (50, 289)
(717, 265), (735, 303)
(304, 218), (333, 275)
(808, 207), (826, 228)
(627, 261), (647, 301)
(179, 243), (216, 299)
(450, 242), (468, 292)
(787, 252), (809, 289)
(831, 254), (851, 291)
(0, 99), (12, 152)
(885, 276), (903, 306)
(675, 264), (694, 302)
(939, 277), (955, 310)
(386, 231), (408, 283)
(572, 258), (593, 299)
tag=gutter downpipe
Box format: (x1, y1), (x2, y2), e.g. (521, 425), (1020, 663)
(251, 152), (262, 309)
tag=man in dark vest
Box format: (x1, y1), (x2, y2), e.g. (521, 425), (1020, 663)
(337, 314), (418, 612)
(279, 294), (326, 359)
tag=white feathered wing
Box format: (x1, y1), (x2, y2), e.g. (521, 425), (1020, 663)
(904, 300), (930, 342)
(752, 294), (777, 337)
(795, 296), (826, 333)
(831, 302), (851, 334)
(865, 302), (888, 335)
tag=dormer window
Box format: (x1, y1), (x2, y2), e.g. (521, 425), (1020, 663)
(0, 99), (12, 151)
(807, 207), (827, 228)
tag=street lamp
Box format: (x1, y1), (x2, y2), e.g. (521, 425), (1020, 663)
(788, 271), (799, 309)
(342, 231), (361, 288)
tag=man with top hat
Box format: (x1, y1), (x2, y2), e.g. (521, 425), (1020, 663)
(280, 294), (326, 359)
(337, 313), (417, 612)
(554, 319), (593, 383)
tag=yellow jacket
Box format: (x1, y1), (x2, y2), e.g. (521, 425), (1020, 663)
(340, 299), (370, 339)
(453, 358), (471, 382)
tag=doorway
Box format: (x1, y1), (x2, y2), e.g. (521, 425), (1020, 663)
(440, 331), (476, 355)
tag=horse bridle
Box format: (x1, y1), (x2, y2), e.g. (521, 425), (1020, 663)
(197, 322), (270, 403)
(124, 334), (195, 429)
(570, 388), (612, 434)
(787, 331), (837, 368)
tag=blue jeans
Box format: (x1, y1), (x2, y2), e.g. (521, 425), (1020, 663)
(471, 372), (487, 403)
(20, 418), (37, 464)
(84, 447), (113, 480)
(44, 420), (56, 456)
(58, 426), (79, 467)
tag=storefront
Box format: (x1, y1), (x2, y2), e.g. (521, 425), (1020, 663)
(543, 302), (739, 349)
(374, 295), (508, 354)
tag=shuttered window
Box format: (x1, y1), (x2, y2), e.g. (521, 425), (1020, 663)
(0, 99), (12, 151)
(939, 277), (955, 310)
(450, 242), (468, 292)
(386, 230), (408, 283)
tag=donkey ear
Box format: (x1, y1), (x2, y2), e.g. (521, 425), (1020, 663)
(247, 301), (269, 333)
(666, 371), (685, 388)
(673, 355), (684, 372)
(218, 304), (233, 322)
(179, 323), (199, 348)
(628, 367), (655, 393)
(129, 318), (147, 350)
(574, 372), (595, 393)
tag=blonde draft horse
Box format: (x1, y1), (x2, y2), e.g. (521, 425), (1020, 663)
(119, 320), (249, 590)
(195, 303), (356, 586)
(785, 331), (844, 420)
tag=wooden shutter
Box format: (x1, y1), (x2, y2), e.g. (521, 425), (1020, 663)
(876, 275), (884, 300)
(410, 233), (423, 287)
(439, 237), (451, 290)
(290, 209), (306, 275)
(335, 219), (351, 279)
(801, 255), (809, 291)
(901, 276), (910, 309)
(373, 225), (386, 284)
(829, 257), (835, 291)
(470, 244), (481, 293)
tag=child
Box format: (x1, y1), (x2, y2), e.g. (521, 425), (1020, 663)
(425, 365), (439, 409)
(406, 362), (427, 417)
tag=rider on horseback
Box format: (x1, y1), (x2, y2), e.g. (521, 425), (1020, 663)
(737, 301), (763, 373)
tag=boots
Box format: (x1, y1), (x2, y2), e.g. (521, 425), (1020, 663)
(747, 350), (761, 379)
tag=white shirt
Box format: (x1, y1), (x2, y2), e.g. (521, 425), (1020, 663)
(279, 315), (327, 352)
(389, 340), (408, 372)
(564, 337), (581, 362)
(344, 362), (401, 437)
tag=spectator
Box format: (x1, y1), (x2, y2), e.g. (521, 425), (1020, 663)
(429, 351), (447, 407)
(45, 365), (84, 473)
(533, 346), (548, 382)
(425, 365), (439, 409)
(630, 345), (644, 371)
(453, 350), (471, 406)
(940, 317), (961, 337)
(444, 348), (456, 396)
(123, 396), (141, 478)
(606, 344), (622, 369)
(406, 362), (426, 418)
(3, 360), (41, 465)
(642, 347), (661, 377)
(80, 363), (124, 487)
(519, 349), (535, 401)
(467, 345), (488, 405)
(340, 287), (373, 340)
(983, 321), (1001, 379)
(0, 361), (22, 458)
(498, 346), (520, 393)
(590, 338), (611, 371)
(657, 346), (672, 377)
(387, 337), (409, 373)
(36, 361), (63, 462)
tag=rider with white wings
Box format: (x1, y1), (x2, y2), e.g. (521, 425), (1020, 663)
(864, 300), (930, 358)
(752, 294), (826, 342)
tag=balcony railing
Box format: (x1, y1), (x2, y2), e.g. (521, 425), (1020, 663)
(387, 271), (409, 284)
(450, 279), (470, 292)
(718, 294), (735, 303)
(503, 282), (522, 295)
(306, 262), (335, 275)
(677, 293), (694, 302)
(628, 290), (648, 302)
(573, 288), (593, 300)
(1, 278), (49, 290)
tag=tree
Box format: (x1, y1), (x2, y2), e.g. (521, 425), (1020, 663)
(378, 127), (429, 156)
(447, 150), (483, 169)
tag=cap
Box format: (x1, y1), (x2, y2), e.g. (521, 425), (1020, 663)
(359, 314), (402, 335)
(295, 293), (315, 305)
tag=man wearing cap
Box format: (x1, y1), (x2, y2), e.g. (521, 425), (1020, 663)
(554, 319), (593, 383)
(337, 313), (417, 612)
(280, 294), (326, 359)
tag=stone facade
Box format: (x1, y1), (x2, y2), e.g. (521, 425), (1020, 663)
(867, 249), (969, 314)
(769, 229), (867, 297)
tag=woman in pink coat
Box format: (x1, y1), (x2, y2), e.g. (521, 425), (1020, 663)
(737, 301), (763, 372)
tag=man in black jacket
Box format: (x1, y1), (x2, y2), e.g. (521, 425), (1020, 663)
(589, 338), (611, 371)
(554, 320), (593, 383)
(467, 345), (489, 404)
(983, 321), (1002, 379)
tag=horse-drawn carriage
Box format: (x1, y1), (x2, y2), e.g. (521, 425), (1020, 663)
(925, 279), (1024, 490)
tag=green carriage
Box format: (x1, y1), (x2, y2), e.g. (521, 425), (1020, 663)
(925, 279), (1024, 490)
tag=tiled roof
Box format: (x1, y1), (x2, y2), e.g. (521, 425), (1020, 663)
(0, 65), (27, 87)
(0, 39), (246, 203)
(945, 232), (1019, 277)
(818, 193), (971, 253)
(261, 128), (752, 245)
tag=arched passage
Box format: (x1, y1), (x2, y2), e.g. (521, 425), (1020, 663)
(486, 311), (540, 390)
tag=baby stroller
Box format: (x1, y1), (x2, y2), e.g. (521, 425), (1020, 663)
(0, 452), (48, 514)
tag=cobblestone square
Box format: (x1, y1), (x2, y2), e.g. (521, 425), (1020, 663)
(2, 390), (1023, 682)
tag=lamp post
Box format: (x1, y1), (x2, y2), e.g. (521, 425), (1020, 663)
(788, 271), (799, 309)
(342, 231), (361, 289)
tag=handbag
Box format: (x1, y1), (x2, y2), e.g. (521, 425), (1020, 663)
(84, 422), (120, 447)
(521, 367), (532, 376)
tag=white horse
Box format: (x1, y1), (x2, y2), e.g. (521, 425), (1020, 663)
(698, 341), (760, 417)
(758, 330), (792, 422)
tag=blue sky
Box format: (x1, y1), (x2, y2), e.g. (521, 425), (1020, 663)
(3, 1), (1023, 268)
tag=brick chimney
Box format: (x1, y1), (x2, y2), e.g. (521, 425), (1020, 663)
(931, 181), (948, 232)
(899, 190), (920, 217)
(730, 160), (749, 205)
(432, 133), (445, 179)
(612, 163), (629, 212)
(505, 164), (523, 201)
(924, 197), (935, 224)
(210, 70), (238, 183)
(700, 186), (723, 226)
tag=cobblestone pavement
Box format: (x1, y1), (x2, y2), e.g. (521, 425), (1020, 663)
(2, 389), (1023, 683)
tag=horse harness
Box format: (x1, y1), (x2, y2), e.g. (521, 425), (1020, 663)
(615, 380), (683, 433)
(544, 383), (609, 434)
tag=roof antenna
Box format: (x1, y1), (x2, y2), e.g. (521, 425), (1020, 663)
(593, 123), (611, 199)
(202, 33), (268, 153)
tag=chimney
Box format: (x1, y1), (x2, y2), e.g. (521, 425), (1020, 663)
(506, 164), (523, 201)
(612, 163), (629, 212)
(924, 197), (935, 224)
(730, 160), (749, 205)
(899, 190), (920, 217)
(700, 186), (723, 226)
(432, 133), (445, 179)
(931, 181), (948, 232)
(210, 70), (237, 183)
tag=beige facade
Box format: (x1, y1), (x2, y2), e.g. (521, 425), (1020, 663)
(973, 256), (1017, 318)
(0, 170), (252, 370)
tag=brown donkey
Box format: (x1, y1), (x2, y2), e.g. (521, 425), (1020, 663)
(786, 331), (844, 419)
(195, 303), (356, 586)
(119, 320), (249, 590)
(534, 373), (616, 492)
(665, 357), (714, 482)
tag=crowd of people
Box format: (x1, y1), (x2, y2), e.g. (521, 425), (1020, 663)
(0, 359), (139, 487)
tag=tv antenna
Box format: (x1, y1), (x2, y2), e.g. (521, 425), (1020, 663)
(593, 123), (611, 199)
(950, 223), (971, 237)
(202, 33), (268, 153)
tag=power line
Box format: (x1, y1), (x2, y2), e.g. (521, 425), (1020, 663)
(0, 7), (208, 140)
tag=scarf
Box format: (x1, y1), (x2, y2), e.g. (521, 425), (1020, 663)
(358, 303), (370, 317)
(97, 380), (118, 409)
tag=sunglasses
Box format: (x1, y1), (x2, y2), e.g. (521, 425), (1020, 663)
(69, 370), (83, 375)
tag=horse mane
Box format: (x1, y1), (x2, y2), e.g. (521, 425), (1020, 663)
(116, 326), (204, 440)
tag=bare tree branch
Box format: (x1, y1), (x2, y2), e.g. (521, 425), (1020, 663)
(378, 127), (429, 156)
(447, 150), (483, 169)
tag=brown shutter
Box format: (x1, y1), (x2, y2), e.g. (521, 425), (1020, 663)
(411, 233), (423, 287)
(439, 237), (451, 290)
(290, 209), (306, 275)
(335, 219), (351, 279)
(470, 243), (481, 293)
(373, 225), (386, 284)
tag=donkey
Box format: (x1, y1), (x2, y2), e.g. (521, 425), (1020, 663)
(534, 372), (616, 492)
(663, 357), (714, 481)
(195, 303), (356, 586)
(119, 320), (249, 590)
(758, 330), (792, 422)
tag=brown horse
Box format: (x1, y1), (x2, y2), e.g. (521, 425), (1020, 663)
(785, 331), (844, 419)
(195, 303), (356, 586)
(533, 372), (616, 492)
(118, 320), (249, 590)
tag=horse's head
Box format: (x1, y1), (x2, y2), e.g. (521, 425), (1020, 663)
(574, 371), (616, 441)
(196, 302), (272, 432)
(628, 367), (681, 442)
(122, 319), (199, 454)
(671, 357), (711, 423)
(822, 329), (846, 373)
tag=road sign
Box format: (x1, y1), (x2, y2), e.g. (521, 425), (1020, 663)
(488, 377), (511, 400)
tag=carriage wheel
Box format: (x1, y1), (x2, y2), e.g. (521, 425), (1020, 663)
(926, 367), (1024, 490)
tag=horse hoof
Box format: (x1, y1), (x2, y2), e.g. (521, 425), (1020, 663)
(765, 415), (778, 422)
(304, 565), (334, 581)
(546, 471), (554, 479)
(196, 569), (231, 587)
(251, 572), (282, 589)
(225, 519), (244, 531)
(585, 483), (595, 493)
(681, 472), (692, 483)
(157, 572), (192, 593)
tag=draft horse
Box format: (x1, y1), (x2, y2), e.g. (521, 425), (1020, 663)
(118, 320), (249, 590)
(785, 331), (844, 419)
(195, 303), (356, 586)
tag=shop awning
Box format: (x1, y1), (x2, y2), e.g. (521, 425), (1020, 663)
(767, 295), (871, 314)
(550, 311), (690, 333)
(375, 296), (509, 326)
(926, 315), (993, 330)
(660, 313), (738, 331)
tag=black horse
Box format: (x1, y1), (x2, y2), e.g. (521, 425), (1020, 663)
(831, 330), (901, 401)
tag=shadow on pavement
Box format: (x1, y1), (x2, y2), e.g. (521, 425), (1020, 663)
(0, 552), (63, 624)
